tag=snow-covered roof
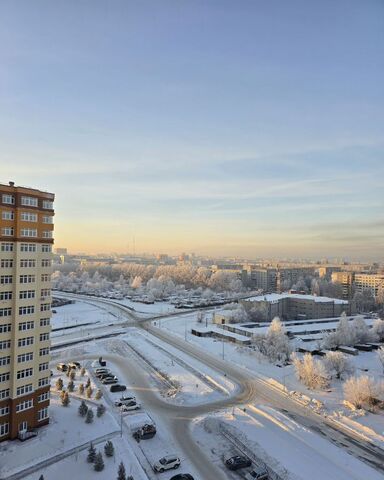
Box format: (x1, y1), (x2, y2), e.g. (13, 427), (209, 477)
(243, 293), (348, 304)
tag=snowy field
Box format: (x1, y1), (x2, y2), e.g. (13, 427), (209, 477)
(193, 407), (384, 480)
(51, 301), (119, 330)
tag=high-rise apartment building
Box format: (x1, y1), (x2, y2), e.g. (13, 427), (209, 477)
(0, 182), (54, 441)
(354, 273), (384, 298)
(331, 271), (355, 299)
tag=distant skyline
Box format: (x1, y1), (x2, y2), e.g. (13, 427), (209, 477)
(1, 1), (383, 260)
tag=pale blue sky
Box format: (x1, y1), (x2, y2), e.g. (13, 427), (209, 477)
(0, 0), (383, 259)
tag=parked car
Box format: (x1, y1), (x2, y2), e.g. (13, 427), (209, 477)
(56, 363), (67, 372)
(133, 423), (156, 441)
(95, 368), (109, 374)
(121, 401), (141, 411)
(97, 372), (113, 379)
(102, 377), (118, 384)
(114, 396), (136, 407)
(110, 384), (127, 392)
(153, 455), (181, 473)
(245, 466), (269, 480)
(170, 475), (194, 480)
(225, 455), (252, 471)
(68, 361), (81, 369)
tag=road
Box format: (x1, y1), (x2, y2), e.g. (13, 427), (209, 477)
(54, 292), (384, 477)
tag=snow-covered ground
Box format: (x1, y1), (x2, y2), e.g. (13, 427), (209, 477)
(51, 301), (119, 330)
(193, 406), (384, 480)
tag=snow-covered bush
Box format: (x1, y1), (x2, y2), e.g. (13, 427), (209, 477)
(372, 319), (384, 341)
(78, 400), (88, 417)
(323, 351), (354, 380)
(343, 375), (383, 410)
(97, 404), (106, 417)
(292, 353), (329, 390)
(104, 440), (114, 457)
(94, 451), (104, 471)
(87, 443), (96, 463)
(117, 462), (127, 480)
(85, 408), (94, 424)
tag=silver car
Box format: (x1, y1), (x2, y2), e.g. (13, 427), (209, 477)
(153, 455), (181, 473)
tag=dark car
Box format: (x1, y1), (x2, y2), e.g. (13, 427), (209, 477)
(110, 384), (127, 392)
(225, 455), (252, 471)
(170, 475), (195, 480)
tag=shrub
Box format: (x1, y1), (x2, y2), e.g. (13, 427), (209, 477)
(78, 400), (88, 417)
(97, 404), (106, 417)
(85, 408), (94, 424)
(104, 440), (114, 457)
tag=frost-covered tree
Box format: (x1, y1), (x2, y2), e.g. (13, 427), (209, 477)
(94, 451), (104, 471)
(95, 389), (103, 400)
(85, 378), (91, 388)
(67, 380), (75, 392)
(117, 462), (127, 480)
(252, 317), (292, 363)
(61, 391), (70, 407)
(378, 347), (384, 373)
(97, 404), (106, 417)
(104, 440), (114, 457)
(292, 353), (329, 390)
(69, 369), (76, 380)
(86, 386), (93, 398)
(85, 408), (94, 424)
(343, 375), (383, 409)
(79, 383), (85, 395)
(372, 319), (384, 341)
(323, 351), (354, 380)
(78, 400), (88, 417)
(353, 289), (376, 313)
(80, 367), (86, 377)
(55, 378), (63, 391)
(87, 442), (96, 463)
(131, 276), (142, 289)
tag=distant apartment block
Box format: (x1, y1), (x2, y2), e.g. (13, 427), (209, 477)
(237, 293), (351, 322)
(0, 182), (54, 441)
(246, 266), (315, 293)
(331, 271), (355, 299)
(354, 273), (384, 298)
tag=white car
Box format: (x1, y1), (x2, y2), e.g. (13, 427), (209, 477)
(114, 396), (136, 407)
(153, 455), (181, 473)
(121, 401), (141, 412)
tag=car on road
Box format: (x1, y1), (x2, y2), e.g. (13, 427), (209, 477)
(170, 475), (194, 480)
(110, 384), (127, 392)
(153, 455), (181, 473)
(245, 466), (269, 480)
(225, 455), (252, 471)
(102, 376), (118, 384)
(114, 396), (136, 407)
(121, 401), (141, 412)
(56, 363), (68, 372)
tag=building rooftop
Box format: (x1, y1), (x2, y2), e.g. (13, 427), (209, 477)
(244, 293), (348, 304)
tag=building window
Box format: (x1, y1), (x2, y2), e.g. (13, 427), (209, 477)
(0, 423), (9, 437)
(19, 275), (35, 284)
(42, 200), (53, 209)
(19, 290), (35, 300)
(16, 384), (33, 396)
(2, 194), (14, 205)
(38, 407), (49, 421)
(40, 318), (50, 327)
(0, 341), (11, 350)
(20, 259), (36, 268)
(0, 259), (13, 268)
(0, 276), (12, 284)
(42, 216), (53, 224)
(16, 399), (33, 412)
(40, 304), (51, 312)
(0, 389), (10, 400)
(1, 227), (14, 236)
(38, 392), (49, 403)
(19, 306), (35, 316)
(21, 196), (38, 207)
(41, 274), (51, 282)
(16, 368), (33, 379)
(0, 308), (11, 317)
(0, 406), (9, 416)
(38, 377), (49, 388)
(39, 333), (49, 342)
(0, 356), (10, 366)
(1, 211), (14, 220)
(0, 291), (12, 301)
(39, 363), (49, 372)
(41, 259), (52, 268)
(0, 242), (13, 252)
(18, 321), (34, 331)
(0, 372), (10, 383)
(20, 229), (37, 238)
(20, 243), (36, 252)
(0, 324), (11, 334)
(40, 289), (51, 298)
(20, 212), (38, 222)
(42, 231), (53, 239)
(42, 244), (52, 253)
(18, 337), (34, 347)
(17, 352), (33, 363)
(39, 347), (50, 356)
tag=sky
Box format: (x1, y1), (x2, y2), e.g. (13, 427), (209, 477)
(0, 0), (383, 260)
